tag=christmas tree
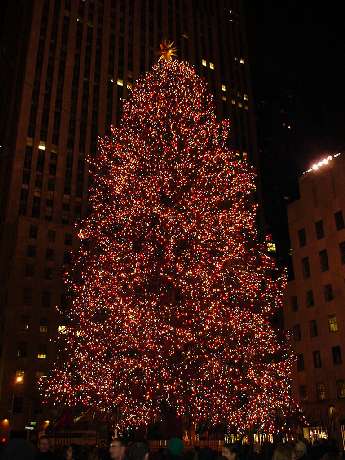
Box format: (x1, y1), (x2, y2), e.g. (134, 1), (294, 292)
(41, 46), (297, 434)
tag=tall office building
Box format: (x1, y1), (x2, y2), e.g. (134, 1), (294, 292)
(0, 0), (257, 430)
(285, 153), (345, 444)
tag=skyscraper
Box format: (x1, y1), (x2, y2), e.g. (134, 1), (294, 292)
(285, 153), (345, 443)
(0, 0), (257, 430)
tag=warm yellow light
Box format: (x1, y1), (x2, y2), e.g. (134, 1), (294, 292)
(2, 419), (9, 425)
(117, 79), (123, 86)
(239, 58), (245, 64)
(201, 59), (207, 67)
(221, 84), (226, 92)
(38, 142), (46, 151)
(209, 62), (215, 70)
(37, 353), (47, 359)
(58, 325), (67, 334)
(15, 370), (24, 384)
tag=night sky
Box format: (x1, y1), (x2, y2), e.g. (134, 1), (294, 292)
(245, 1), (345, 260)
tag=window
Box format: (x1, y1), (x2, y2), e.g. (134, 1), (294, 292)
(42, 291), (51, 308)
(319, 249), (329, 272)
(36, 371), (46, 379)
(299, 385), (307, 400)
(12, 396), (24, 414)
(25, 264), (34, 277)
(315, 220), (324, 239)
(37, 345), (47, 359)
(17, 342), (28, 358)
(23, 288), (32, 305)
(293, 324), (301, 341)
(209, 62), (214, 70)
(329, 315), (339, 333)
(298, 228), (306, 247)
(15, 370), (25, 384)
(324, 284), (334, 301)
(291, 296), (298, 312)
(20, 315), (30, 331)
(306, 290), (314, 307)
(44, 267), (53, 280)
(40, 318), (48, 333)
(26, 245), (36, 258)
(63, 251), (71, 264)
(316, 383), (326, 400)
(29, 224), (38, 239)
(302, 257), (310, 278)
(335, 210), (344, 230)
(48, 229), (56, 242)
(297, 353), (304, 371)
(46, 248), (54, 261)
(310, 320), (318, 337)
(337, 380), (345, 399)
(339, 241), (345, 265)
(64, 233), (72, 245)
(201, 59), (207, 67)
(313, 350), (322, 368)
(332, 346), (342, 365)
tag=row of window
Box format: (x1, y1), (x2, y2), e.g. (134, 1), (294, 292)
(29, 225), (73, 245)
(20, 316), (49, 334)
(290, 283), (334, 312)
(299, 380), (345, 401)
(301, 243), (345, 278)
(297, 346), (342, 371)
(26, 245), (72, 264)
(298, 210), (345, 247)
(22, 289), (67, 310)
(17, 342), (47, 360)
(292, 315), (338, 340)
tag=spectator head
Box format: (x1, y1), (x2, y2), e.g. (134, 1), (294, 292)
(222, 444), (239, 460)
(273, 444), (296, 460)
(38, 436), (50, 453)
(295, 441), (307, 460)
(110, 438), (126, 460)
(127, 442), (149, 460)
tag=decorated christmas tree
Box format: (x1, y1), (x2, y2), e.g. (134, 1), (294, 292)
(41, 45), (297, 434)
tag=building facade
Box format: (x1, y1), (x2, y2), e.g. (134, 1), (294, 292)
(0, 0), (258, 431)
(285, 153), (345, 443)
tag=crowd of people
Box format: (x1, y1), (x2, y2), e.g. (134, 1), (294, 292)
(0, 434), (343, 460)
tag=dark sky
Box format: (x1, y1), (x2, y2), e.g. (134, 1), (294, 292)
(245, 0), (345, 258)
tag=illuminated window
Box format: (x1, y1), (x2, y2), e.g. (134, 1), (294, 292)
(38, 141), (46, 151)
(15, 370), (25, 384)
(244, 94), (248, 101)
(221, 84), (226, 92)
(201, 59), (207, 67)
(37, 345), (47, 359)
(37, 353), (47, 359)
(329, 315), (338, 332)
(209, 62), (214, 70)
(127, 82), (132, 90)
(231, 99), (236, 105)
(116, 79), (123, 86)
(221, 95), (226, 102)
(40, 326), (48, 333)
(239, 58), (245, 64)
(244, 106), (248, 110)
(238, 102), (243, 108)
